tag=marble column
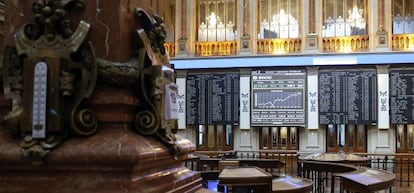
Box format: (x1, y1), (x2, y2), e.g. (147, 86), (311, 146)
(377, 0), (389, 49)
(1, 1), (201, 192)
(367, 65), (394, 154)
(306, 0), (318, 52)
(300, 67), (322, 152)
(176, 0), (188, 56)
(239, 0), (252, 55)
(238, 68), (253, 150)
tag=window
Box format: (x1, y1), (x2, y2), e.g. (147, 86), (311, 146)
(197, 124), (234, 151)
(199, 125), (205, 146)
(197, 0), (237, 42)
(396, 124), (414, 153)
(323, 0), (367, 37)
(326, 124), (367, 152)
(260, 126), (299, 150)
(225, 124), (232, 146)
(258, 0), (300, 39)
(393, 0), (414, 34)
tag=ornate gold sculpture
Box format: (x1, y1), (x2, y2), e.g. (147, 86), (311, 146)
(2, 0), (97, 165)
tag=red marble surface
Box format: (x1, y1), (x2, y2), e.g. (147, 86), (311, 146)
(0, 80), (201, 193)
(0, 2), (201, 192)
(3, 0), (155, 62)
(88, 85), (140, 123)
(0, 126), (200, 193)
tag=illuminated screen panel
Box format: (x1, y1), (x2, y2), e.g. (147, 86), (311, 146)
(251, 70), (306, 126)
(319, 68), (377, 124)
(186, 72), (239, 125)
(390, 69), (414, 124)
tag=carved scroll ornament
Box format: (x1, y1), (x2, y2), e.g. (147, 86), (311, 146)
(2, 0), (180, 163)
(96, 8), (180, 158)
(2, 0), (97, 165)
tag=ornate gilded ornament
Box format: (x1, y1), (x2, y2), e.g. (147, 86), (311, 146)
(2, 0), (97, 165)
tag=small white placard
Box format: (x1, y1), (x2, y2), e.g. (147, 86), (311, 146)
(164, 83), (178, 120)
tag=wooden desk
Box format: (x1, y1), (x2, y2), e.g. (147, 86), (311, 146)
(300, 153), (371, 166)
(219, 167), (273, 193)
(334, 167), (395, 193)
(199, 157), (285, 171)
(272, 175), (313, 193)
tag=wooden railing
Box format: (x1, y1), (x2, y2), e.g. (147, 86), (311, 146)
(188, 150), (298, 176)
(352, 153), (414, 187)
(163, 42), (175, 58)
(322, 35), (369, 52)
(392, 34), (414, 51)
(257, 38), (302, 54)
(185, 150), (414, 190)
(194, 41), (237, 56)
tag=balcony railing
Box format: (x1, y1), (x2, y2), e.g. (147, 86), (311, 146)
(392, 34), (414, 51)
(163, 42), (175, 58)
(257, 38), (302, 54)
(322, 35), (369, 52)
(194, 41), (237, 56)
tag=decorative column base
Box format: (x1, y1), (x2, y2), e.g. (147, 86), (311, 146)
(176, 38), (188, 57)
(0, 86), (202, 193)
(376, 30), (390, 51)
(305, 33), (318, 53)
(239, 35), (252, 55)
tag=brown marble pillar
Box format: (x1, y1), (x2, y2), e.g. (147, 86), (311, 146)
(308, 0), (316, 34)
(243, 0), (250, 36)
(377, 0), (388, 48)
(1, 1), (202, 192)
(4, 0), (158, 62)
(378, 0), (385, 30)
(177, 0), (188, 55)
(180, 0), (187, 39)
(307, 0), (318, 51)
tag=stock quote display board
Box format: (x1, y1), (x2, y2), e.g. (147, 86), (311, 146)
(251, 70), (306, 126)
(390, 69), (414, 124)
(319, 69), (377, 124)
(186, 72), (239, 125)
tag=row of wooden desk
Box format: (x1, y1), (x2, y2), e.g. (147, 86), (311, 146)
(198, 157), (286, 172)
(193, 154), (312, 193)
(193, 153), (395, 193)
(214, 153), (394, 193)
(219, 166), (313, 193)
(299, 153), (395, 193)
